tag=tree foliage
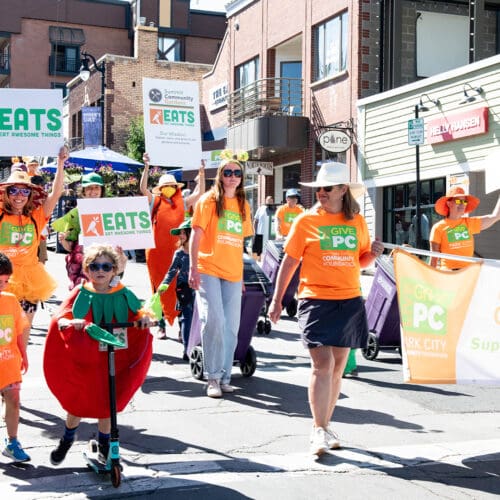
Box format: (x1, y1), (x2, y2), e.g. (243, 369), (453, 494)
(124, 116), (145, 162)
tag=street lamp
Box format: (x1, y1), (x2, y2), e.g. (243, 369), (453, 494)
(414, 94), (440, 250)
(79, 52), (106, 146)
(458, 83), (484, 105)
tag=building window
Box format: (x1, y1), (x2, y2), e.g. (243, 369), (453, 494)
(235, 57), (259, 89)
(50, 45), (79, 74)
(314, 11), (348, 82)
(158, 36), (181, 61)
(383, 178), (445, 247)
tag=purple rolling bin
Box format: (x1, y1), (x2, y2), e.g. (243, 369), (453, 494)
(362, 255), (401, 360)
(188, 254), (272, 380)
(260, 240), (300, 318)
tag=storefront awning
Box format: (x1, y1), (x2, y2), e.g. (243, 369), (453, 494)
(49, 26), (85, 45)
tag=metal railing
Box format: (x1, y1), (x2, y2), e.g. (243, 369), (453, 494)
(48, 54), (79, 75)
(228, 77), (303, 126)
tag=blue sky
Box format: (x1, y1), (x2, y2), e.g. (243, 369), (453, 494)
(190, 0), (227, 12)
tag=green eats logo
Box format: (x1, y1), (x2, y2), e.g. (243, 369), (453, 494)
(447, 224), (470, 243)
(319, 225), (358, 251)
(0, 107), (62, 132)
(218, 210), (243, 235)
(399, 277), (455, 335)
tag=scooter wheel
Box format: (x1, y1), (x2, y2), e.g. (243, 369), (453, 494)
(111, 463), (121, 488)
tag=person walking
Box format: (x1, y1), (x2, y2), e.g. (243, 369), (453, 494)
(275, 188), (304, 240)
(159, 219), (194, 361)
(253, 195), (276, 257)
(140, 153), (204, 334)
(0, 252), (30, 463)
(269, 162), (384, 456)
(189, 150), (253, 398)
(0, 146), (67, 326)
(429, 187), (500, 269)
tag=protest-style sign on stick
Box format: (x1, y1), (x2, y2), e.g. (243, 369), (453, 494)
(142, 78), (202, 170)
(0, 89), (64, 156)
(77, 196), (155, 251)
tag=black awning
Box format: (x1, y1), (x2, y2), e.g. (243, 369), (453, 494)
(49, 26), (85, 45)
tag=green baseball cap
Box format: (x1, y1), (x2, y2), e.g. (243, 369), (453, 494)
(170, 219), (192, 235)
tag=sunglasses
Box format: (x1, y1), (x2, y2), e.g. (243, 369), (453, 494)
(7, 186), (32, 197)
(88, 262), (114, 273)
(222, 169), (243, 178)
(315, 186), (334, 193)
(452, 199), (468, 205)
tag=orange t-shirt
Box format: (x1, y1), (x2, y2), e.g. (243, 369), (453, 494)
(429, 216), (481, 269)
(0, 292), (29, 389)
(275, 204), (304, 237)
(0, 206), (47, 265)
(285, 208), (371, 300)
(192, 192), (253, 282)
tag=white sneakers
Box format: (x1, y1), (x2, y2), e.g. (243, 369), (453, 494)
(206, 379), (222, 398)
(310, 426), (341, 456)
(220, 384), (235, 393)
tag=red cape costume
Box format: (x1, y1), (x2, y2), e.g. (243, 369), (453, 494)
(43, 283), (153, 419)
(146, 192), (184, 325)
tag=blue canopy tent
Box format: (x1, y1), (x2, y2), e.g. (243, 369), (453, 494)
(68, 146), (143, 172)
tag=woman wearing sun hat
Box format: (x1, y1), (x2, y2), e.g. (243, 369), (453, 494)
(140, 153), (205, 335)
(429, 187), (500, 270)
(52, 172), (120, 290)
(0, 146), (68, 325)
(269, 161), (384, 456)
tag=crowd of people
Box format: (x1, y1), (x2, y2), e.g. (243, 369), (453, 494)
(1, 149), (499, 465)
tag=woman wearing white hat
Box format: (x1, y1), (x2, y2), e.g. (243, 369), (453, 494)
(140, 153), (205, 336)
(0, 146), (68, 325)
(269, 161), (384, 456)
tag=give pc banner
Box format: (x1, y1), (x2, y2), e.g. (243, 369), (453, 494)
(142, 78), (202, 170)
(77, 196), (154, 250)
(393, 249), (500, 385)
(0, 88), (64, 156)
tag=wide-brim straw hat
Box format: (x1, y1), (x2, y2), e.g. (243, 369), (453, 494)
(434, 186), (480, 216)
(0, 170), (47, 207)
(152, 173), (184, 194)
(299, 161), (366, 199)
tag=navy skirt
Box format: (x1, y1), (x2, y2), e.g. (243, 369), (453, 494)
(298, 297), (369, 349)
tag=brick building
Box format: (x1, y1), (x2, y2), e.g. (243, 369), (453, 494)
(66, 0), (225, 151)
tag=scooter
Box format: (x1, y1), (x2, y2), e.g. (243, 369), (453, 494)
(82, 321), (146, 488)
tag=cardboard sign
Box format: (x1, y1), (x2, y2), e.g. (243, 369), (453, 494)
(0, 89), (64, 155)
(142, 78), (202, 169)
(78, 196), (154, 250)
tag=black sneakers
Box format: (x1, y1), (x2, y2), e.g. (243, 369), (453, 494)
(50, 438), (73, 465)
(98, 443), (109, 464)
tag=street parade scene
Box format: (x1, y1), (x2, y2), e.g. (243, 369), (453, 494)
(0, 1), (500, 499)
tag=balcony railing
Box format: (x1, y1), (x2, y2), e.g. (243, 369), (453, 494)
(0, 53), (9, 73)
(228, 77), (303, 126)
(48, 54), (79, 75)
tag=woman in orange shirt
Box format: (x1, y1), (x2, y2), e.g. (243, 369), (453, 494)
(429, 187), (500, 270)
(269, 162), (384, 456)
(189, 150), (253, 398)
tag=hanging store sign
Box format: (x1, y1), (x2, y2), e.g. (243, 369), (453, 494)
(246, 161), (273, 175)
(318, 129), (352, 153)
(427, 107), (488, 144)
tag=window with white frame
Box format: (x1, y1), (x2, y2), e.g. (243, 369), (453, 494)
(158, 36), (181, 61)
(314, 11), (348, 82)
(235, 57), (259, 89)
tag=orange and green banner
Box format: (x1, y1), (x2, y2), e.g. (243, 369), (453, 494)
(393, 249), (500, 384)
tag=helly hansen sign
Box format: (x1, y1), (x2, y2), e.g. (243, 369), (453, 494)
(427, 107), (488, 144)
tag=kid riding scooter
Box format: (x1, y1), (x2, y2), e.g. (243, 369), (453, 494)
(81, 321), (136, 488)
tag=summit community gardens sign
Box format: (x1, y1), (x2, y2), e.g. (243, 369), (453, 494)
(0, 89), (64, 156)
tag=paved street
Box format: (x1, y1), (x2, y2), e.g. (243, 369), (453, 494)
(1, 250), (499, 499)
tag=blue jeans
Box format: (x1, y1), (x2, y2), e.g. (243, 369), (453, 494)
(196, 273), (242, 384)
(179, 300), (194, 354)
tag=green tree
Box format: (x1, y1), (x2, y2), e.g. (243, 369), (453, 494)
(124, 116), (145, 162)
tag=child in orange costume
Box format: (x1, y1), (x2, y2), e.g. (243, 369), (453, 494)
(0, 252), (30, 462)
